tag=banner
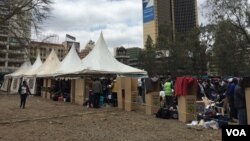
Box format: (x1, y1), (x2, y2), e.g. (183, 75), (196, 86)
(66, 34), (76, 41)
(143, 0), (154, 23)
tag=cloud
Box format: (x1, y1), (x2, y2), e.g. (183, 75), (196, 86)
(39, 0), (142, 50)
(197, 0), (209, 25)
(38, 0), (207, 50)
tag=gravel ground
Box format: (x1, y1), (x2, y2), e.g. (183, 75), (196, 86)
(0, 93), (221, 141)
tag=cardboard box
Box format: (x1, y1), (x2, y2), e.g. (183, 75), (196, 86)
(47, 92), (51, 100)
(178, 95), (196, 122)
(70, 80), (75, 103)
(245, 88), (250, 125)
(145, 92), (160, 115)
(41, 90), (46, 98)
(116, 77), (124, 110)
(124, 77), (132, 111)
(74, 79), (85, 105)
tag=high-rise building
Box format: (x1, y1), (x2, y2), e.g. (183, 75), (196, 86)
(143, 0), (198, 47)
(0, 0), (31, 77)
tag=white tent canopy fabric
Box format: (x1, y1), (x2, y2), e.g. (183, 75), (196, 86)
(48, 43), (82, 77)
(6, 61), (32, 78)
(36, 49), (61, 77)
(23, 54), (43, 77)
(9, 61), (31, 94)
(74, 32), (147, 75)
(22, 54), (43, 94)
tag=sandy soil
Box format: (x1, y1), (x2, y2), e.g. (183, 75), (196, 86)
(0, 93), (221, 141)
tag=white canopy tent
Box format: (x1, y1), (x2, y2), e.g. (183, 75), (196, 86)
(1, 62), (31, 91)
(23, 54), (43, 77)
(0, 75), (10, 91)
(46, 43), (82, 77)
(5, 61), (32, 93)
(36, 49), (61, 78)
(6, 61), (32, 78)
(23, 54), (43, 94)
(73, 32), (147, 75)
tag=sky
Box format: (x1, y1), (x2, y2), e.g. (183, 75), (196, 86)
(37, 0), (207, 50)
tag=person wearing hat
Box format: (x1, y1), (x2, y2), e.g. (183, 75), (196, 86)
(18, 80), (31, 109)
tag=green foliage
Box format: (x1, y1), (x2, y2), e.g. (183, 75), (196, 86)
(156, 23), (207, 77)
(138, 35), (157, 77)
(203, 0), (250, 76)
(213, 21), (249, 76)
(204, 0), (250, 46)
(139, 23), (207, 77)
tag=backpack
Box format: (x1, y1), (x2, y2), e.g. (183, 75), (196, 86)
(156, 108), (171, 119)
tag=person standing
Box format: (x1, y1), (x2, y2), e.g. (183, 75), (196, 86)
(164, 79), (172, 107)
(92, 78), (103, 108)
(226, 78), (237, 121)
(137, 78), (142, 96)
(18, 81), (31, 109)
(234, 79), (247, 125)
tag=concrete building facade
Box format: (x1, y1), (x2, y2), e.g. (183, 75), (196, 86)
(29, 39), (81, 63)
(29, 41), (65, 62)
(78, 40), (95, 59)
(0, 0), (31, 76)
(115, 47), (130, 65)
(143, 0), (198, 47)
(114, 47), (142, 68)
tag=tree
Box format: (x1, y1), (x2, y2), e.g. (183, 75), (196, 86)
(138, 35), (157, 77)
(204, 0), (250, 46)
(212, 21), (248, 76)
(156, 22), (207, 77)
(0, 0), (53, 44)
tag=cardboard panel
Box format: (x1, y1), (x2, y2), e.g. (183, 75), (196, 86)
(145, 92), (160, 115)
(131, 78), (138, 92)
(125, 77), (132, 111)
(74, 79), (85, 105)
(47, 79), (51, 88)
(178, 95), (196, 122)
(42, 90), (46, 98)
(116, 77), (124, 109)
(70, 80), (75, 103)
(245, 88), (250, 125)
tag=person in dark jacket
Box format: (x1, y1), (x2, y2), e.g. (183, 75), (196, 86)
(92, 78), (103, 108)
(18, 81), (31, 109)
(226, 78), (237, 121)
(234, 79), (247, 125)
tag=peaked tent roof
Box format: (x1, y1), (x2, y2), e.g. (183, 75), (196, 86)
(48, 43), (82, 77)
(36, 49), (61, 77)
(75, 32), (147, 75)
(23, 54), (43, 77)
(6, 61), (32, 78)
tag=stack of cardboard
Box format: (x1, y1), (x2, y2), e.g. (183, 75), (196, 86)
(178, 95), (196, 122)
(74, 79), (85, 105)
(246, 88), (250, 124)
(145, 92), (160, 115)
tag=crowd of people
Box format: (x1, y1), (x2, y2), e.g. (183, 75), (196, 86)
(87, 77), (116, 108)
(156, 77), (247, 125)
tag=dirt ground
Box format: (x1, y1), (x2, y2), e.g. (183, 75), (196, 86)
(0, 93), (221, 141)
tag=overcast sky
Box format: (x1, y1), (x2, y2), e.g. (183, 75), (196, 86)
(38, 0), (207, 50)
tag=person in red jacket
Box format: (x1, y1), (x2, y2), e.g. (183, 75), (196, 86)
(18, 81), (31, 109)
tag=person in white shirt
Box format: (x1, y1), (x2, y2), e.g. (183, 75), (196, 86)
(18, 81), (31, 109)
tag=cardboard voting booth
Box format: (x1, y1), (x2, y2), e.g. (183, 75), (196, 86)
(176, 77), (197, 122)
(145, 92), (160, 115)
